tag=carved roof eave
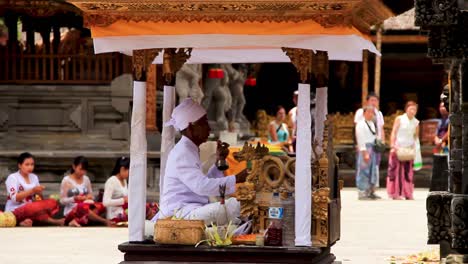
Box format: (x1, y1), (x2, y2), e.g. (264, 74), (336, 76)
(67, 0), (394, 34)
(0, 0), (82, 17)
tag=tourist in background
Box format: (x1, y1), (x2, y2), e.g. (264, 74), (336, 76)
(354, 92), (385, 188)
(103, 157), (129, 223)
(103, 157), (158, 224)
(387, 101), (420, 200)
(433, 102), (449, 154)
(355, 106), (380, 200)
(269, 105), (293, 153)
(60, 156), (110, 226)
(3, 152), (64, 226)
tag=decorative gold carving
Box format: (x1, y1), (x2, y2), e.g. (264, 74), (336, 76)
(282, 48), (313, 83)
(132, 49), (161, 81)
(69, 0), (395, 33)
(328, 112), (355, 145)
(328, 111), (402, 145)
(1, 0), (82, 17)
(312, 187), (330, 247)
(162, 48), (192, 84)
(146, 64), (157, 131)
(233, 142), (297, 232)
(252, 109), (274, 140)
(312, 51), (329, 87)
(234, 182), (257, 218)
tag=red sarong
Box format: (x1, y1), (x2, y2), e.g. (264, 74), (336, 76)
(386, 152), (414, 199)
(13, 199), (60, 223)
(65, 202), (105, 225)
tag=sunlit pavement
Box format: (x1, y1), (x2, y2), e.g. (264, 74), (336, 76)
(0, 188), (433, 264)
(333, 188), (436, 264)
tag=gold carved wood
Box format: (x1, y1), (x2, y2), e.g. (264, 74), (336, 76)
(328, 111), (402, 145)
(282, 48), (313, 83)
(146, 64), (157, 131)
(162, 48), (192, 85)
(68, 0), (394, 33)
(312, 187), (330, 247)
(132, 49), (161, 81)
(311, 117), (333, 247)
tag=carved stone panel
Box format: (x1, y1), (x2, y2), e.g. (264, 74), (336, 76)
(427, 191), (453, 244)
(10, 102), (81, 132)
(451, 194), (468, 249)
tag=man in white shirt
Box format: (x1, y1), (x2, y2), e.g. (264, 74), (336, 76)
(354, 92), (384, 189)
(355, 106), (380, 200)
(157, 98), (247, 225)
(354, 92), (385, 141)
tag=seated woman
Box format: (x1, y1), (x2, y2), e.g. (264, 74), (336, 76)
(4, 152), (64, 226)
(60, 156), (110, 227)
(103, 157), (158, 225)
(268, 106), (293, 152)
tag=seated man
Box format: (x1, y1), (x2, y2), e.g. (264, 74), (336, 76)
(155, 98), (247, 225)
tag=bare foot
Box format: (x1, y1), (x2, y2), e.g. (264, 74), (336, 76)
(19, 219), (33, 227)
(54, 218), (65, 226)
(68, 219), (81, 227)
(106, 220), (116, 227)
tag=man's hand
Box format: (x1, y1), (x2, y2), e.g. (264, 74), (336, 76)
(124, 196), (128, 204)
(32, 185), (45, 194)
(85, 194), (94, 200)
(74, 195), (87, 202)
(235, 169), (249, 183)
(363, 151), (370, 163)
(216, 140), (230, 161)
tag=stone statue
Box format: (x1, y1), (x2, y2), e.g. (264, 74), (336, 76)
(222, 64), (249, 131)
(175, 64), (203, 104)
(252, 109), (270, 139)
(202, 65), (232, 131)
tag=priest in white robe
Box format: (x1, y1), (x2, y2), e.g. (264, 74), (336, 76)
(155, 98), (247, 225)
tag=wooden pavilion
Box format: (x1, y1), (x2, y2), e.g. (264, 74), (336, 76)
(64, 0), (412, 263)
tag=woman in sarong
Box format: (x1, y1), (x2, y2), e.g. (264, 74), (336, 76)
(4, 152), (64, 226)
(355, 106), (381, 200)
(387, 101), (419, 200)
(103, 157), (158, 224)
(60, 156), (110, 227)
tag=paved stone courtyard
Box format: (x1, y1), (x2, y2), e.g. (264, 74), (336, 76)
(0, 188), (434, 264)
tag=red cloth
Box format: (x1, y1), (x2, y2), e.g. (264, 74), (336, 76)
(65, 202), (105, 225)
(386, 152), (414, 199)
(13, 199), (60, 223)
(110, 202), (159, 223)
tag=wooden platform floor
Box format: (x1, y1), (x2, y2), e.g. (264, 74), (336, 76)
(119, 242), (336, 264)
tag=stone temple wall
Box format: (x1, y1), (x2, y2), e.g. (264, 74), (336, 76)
(0, 74), (161, 205)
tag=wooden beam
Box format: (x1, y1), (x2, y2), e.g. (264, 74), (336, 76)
(374, 24), (382, 97)
(371, 35), (428, 44)
(361, 50), (369, 106)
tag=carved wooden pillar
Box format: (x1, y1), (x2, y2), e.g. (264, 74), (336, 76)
(361, 50), (369, 106)
(374, 24), (383, 97)
(146, 64), (157, 131)
(4, 13), (18, 47)
(52, 25), (60, 54)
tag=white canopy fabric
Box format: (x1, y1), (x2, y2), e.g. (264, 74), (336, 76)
(96, 34), (379, 62)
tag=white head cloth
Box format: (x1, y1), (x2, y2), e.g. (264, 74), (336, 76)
(164, 98), (207, 131)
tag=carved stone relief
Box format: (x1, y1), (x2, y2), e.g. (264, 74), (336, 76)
(451, 194), (468, 249)
(427, 191), (453, 244)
